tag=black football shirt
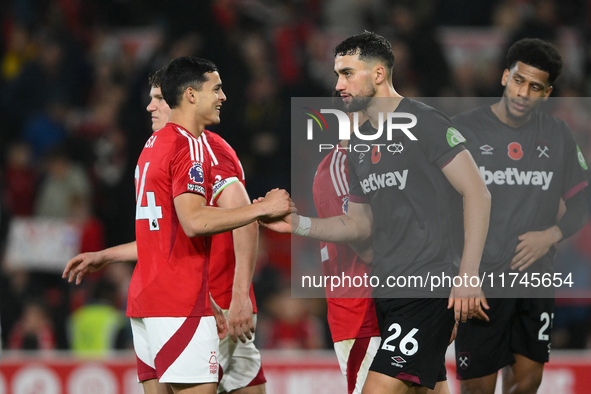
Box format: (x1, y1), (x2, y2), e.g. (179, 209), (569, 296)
(453, 105), (588, 278)
(348, 98), (466, 298)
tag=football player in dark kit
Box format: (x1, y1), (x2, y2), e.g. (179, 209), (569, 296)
(262, 32), (491, 394)
(452, 38), (589, 394)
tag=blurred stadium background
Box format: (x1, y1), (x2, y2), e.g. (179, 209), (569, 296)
(1, 0), (591, 393)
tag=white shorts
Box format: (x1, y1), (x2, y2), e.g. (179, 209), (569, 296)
(334, 336), (381, 394)
(217, 312), (266, 393)
(130, 316), (219, 384)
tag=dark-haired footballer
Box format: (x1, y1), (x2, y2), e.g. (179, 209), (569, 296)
(452, 38), (589, 394)
(262, 32), (491, 394)
(65, 57), (290, 394)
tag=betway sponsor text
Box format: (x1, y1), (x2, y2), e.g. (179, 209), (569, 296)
(479, 166), (553, 190)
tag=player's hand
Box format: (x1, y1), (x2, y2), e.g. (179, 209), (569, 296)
(357, 246), (374, 264)
(447, 285), (482, 323)
(449, 321), (459, 345)
(210, 294), (228, 340)
(258, 189), (291, 220)
(259, 212), (295, 233)
(254, 198), (297, 213)
(350, 236), (374, 264)
(227, 294), (255, 343)
(62, 252), (109, 285)
(511, 227), (561, 271)
(474, 295), (490, 322)
(254, 197), (297, 233)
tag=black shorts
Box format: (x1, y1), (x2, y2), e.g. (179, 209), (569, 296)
(455, 297), (554, 380)
(370, 298), (455, 390)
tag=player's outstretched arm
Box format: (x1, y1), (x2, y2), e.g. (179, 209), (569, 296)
(63, 241), (138, 285)
(174, 188), (291, 237)
(216, 181), (258, 343)
(261, 200), (374, 245)
(442, 150), (491, 323)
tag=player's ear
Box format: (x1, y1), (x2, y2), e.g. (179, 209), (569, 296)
(543, 85), (553, 100)
(375, 64), (386, 85)
(501, 69), (510, 87)
(186, 87), (196, 103)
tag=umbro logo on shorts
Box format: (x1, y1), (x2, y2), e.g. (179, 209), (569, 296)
(391, 355), (407, 368)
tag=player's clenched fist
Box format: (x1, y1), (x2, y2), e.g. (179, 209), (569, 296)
(259, 188), (291, 219)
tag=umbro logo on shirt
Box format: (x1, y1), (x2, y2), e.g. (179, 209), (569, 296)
(480, 145), (494, 155)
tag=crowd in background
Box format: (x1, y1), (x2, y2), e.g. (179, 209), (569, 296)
(0, 0), (590, 354)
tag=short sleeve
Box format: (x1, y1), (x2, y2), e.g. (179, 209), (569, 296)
(170, 145), (209, 199)
(347, 149), (369, 203)
(416, 109), (467, 168)
(561, 123), (589, 200)
(211, 139), (242, 181)
(208, 136), (243, 203)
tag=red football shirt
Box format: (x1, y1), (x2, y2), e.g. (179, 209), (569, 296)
(204, 131), (257, 312)
(312, 147), (380, 342)
(128, 123), (212, 318)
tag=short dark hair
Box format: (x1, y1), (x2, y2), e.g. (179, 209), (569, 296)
(148, 67), (166, 88)
(334, 32), (395, 76)
(161, 57), (219, 108)
(506, 38), (563, 84)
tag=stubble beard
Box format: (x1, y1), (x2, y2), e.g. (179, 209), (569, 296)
(344, 82), (376, 113)
(503, 94), (534, 124)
